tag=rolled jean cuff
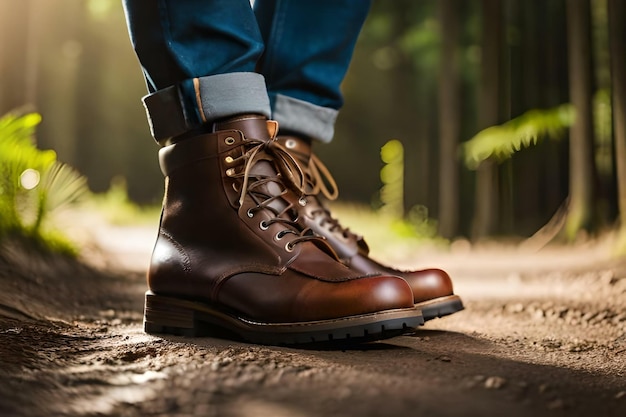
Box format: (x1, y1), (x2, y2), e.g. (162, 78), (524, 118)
(272, 94), (338, 143)
(142, 72), (271, 143)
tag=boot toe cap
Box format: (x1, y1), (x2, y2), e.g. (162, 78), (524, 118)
(402, 268), (454, 303)
(219, 272), (415, 323)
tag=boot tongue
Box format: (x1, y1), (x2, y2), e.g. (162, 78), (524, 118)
(215, 114), (280, 185)
(277, 136), (312, 166)
(215, 115), (282, 184)
(278, 135), (338, 201)
(215, 115), (294, 217)
(214, 115), (275, 142)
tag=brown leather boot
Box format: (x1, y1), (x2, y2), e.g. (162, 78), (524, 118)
(143, 115), (423, 345)
(276, 135), (464, 321)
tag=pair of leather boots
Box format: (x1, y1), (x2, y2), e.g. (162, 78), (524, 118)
(144, 115), (463, 345)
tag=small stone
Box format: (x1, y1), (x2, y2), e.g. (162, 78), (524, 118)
(2, 328), (22, 335)
(591, 311), (608, 324)
(600, 270), (615, 285)
(611, 313), (626, 324)
(515, 381), (529, 391)
(464, 376), (483, 389)
(484, 376), (506, 389)
(507, 303), (525, 314)
(547, 398), (565, 410)
(99, 309), (116, 318)
(582, 311), (597, 322)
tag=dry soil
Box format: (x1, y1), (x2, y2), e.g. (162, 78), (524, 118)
(0, 226), (625, 417)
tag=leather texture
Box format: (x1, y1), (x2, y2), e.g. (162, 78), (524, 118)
(148, 115), (418, 324)
(276, 135), (463, 308)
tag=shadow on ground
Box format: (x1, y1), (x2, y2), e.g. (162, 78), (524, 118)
(0, 236), (625, 417)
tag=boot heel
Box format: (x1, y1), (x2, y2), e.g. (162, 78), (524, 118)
(143, 292), (199, 337)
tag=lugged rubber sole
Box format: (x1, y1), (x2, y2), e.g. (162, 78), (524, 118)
(416, 295), (465, 321)
(143, 291), (424, 346)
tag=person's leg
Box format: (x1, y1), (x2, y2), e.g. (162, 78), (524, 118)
(253, 0), (372, 143)
(122, 0), (423, 344)
(254, 0), (464, 320)
(122, 0), (270, 144)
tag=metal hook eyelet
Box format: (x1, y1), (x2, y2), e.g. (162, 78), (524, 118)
(285, 242), (294, 252)
(225, 136), (236, 145)
(298, 197), (307, 207)
(260, 221), (269, 231)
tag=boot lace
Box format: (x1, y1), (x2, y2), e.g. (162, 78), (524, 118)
(228, 137), (322, 248)
(296, 148), (361, 242)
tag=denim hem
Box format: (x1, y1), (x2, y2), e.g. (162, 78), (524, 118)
(273, 94), (338, 143)
(194, 72), (271, 123)
(142, 72), (271, 142)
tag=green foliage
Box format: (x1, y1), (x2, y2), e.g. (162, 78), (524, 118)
(378, 140), (443, 242)
(463, 104), (575, 169)
(0, 112), (89, 254)
(379, 139), (405, 219)
(390, 205), (441, 242)
(330, 203), (446, 259)
(87, 0), (115, 19)
(399, 17), (440, 75)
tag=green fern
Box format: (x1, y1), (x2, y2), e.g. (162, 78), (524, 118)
(31, 162), (89, 234)
(463, 104), (575, 169)
(0, 111), (89, 254)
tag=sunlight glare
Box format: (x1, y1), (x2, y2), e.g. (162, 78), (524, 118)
(20, 169), (41, 190)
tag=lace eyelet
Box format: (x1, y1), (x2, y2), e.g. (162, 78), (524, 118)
(225, 156), (234, 164)
(276, 231), (285, 240)
(247, 209), (255, 218)
(285, 139), (297, 149)
(285, 242), (294, 252)
(298, 197), (307, 207)
(226, 168), (235, 177)
(260, 221), (269, 231)
(225, 136), (236, 145)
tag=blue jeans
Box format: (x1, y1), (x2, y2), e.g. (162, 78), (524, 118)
(122, 0), (372, 144)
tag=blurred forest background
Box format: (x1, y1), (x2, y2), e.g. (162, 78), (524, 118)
(1, 0), (625, 243)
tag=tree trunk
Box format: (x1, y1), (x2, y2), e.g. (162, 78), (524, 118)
(472, 0), (503, 239)
(564, 0), (596, 239)
(513, 0), (541, 234)
(0, 0), (31, 113)
(608, 0), (626, 229)
(437, 0), (462, 239)
(34, 0), (83, 163)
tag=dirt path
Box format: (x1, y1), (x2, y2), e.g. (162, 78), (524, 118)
(1, 228), (625, 417)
